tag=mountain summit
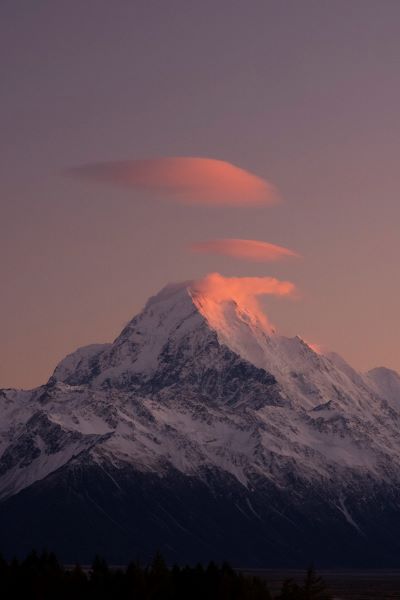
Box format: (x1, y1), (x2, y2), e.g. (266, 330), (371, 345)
(1, 278), (400, 566)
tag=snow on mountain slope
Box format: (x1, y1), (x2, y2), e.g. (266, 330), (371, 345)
(52, 279), (386, 413)
(1, 277), (400, 510)
(52, 343), (111, 384)
(366, 366), (400, 409)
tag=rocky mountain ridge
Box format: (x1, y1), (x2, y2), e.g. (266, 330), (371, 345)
(1, 280), (400, 565)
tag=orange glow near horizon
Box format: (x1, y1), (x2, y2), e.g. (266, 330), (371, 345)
(190, 238), (299, 262)
(304, 340), (324, 355)
(298, 336), (324, 355)
(69, 157), (280, 206)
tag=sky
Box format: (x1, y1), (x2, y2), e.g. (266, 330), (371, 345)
(1, 0), (400, 389)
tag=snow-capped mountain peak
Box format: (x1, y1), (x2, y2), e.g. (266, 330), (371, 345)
(1, 277), (400, 565)
(52, 276), (281, 389)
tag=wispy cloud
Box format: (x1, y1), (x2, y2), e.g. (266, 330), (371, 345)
(190, 238), (299, 262)
(191, 272), (296, 331)
(68, 157), (279, 206)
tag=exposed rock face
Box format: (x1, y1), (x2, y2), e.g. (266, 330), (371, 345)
(1, 282), (400, 565)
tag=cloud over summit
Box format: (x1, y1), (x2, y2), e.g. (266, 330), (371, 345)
(191, 272), (296, 331)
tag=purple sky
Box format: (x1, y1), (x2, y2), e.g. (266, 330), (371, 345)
(1, 1), (400, 388)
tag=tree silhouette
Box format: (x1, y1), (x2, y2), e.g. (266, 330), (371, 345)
(0, 548), (335, 599)
(302, 565), (331, 599)
(277, 578), (303, 599)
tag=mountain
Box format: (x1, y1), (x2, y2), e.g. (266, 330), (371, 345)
(366, 366), (400, 411)
(1, 280), (400, 566)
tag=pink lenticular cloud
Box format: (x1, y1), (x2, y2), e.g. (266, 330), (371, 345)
(190, 238), (299, 262)
(69, 157), (280, 206)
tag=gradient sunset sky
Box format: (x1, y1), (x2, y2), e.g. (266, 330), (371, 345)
(1, 1), (400, 389)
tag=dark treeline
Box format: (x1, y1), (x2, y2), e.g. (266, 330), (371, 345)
(0, 550), (332, 599)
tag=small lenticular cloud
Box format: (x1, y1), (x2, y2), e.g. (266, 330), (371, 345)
(68, 157), (279, 206)
(190, 238), (299, 262)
